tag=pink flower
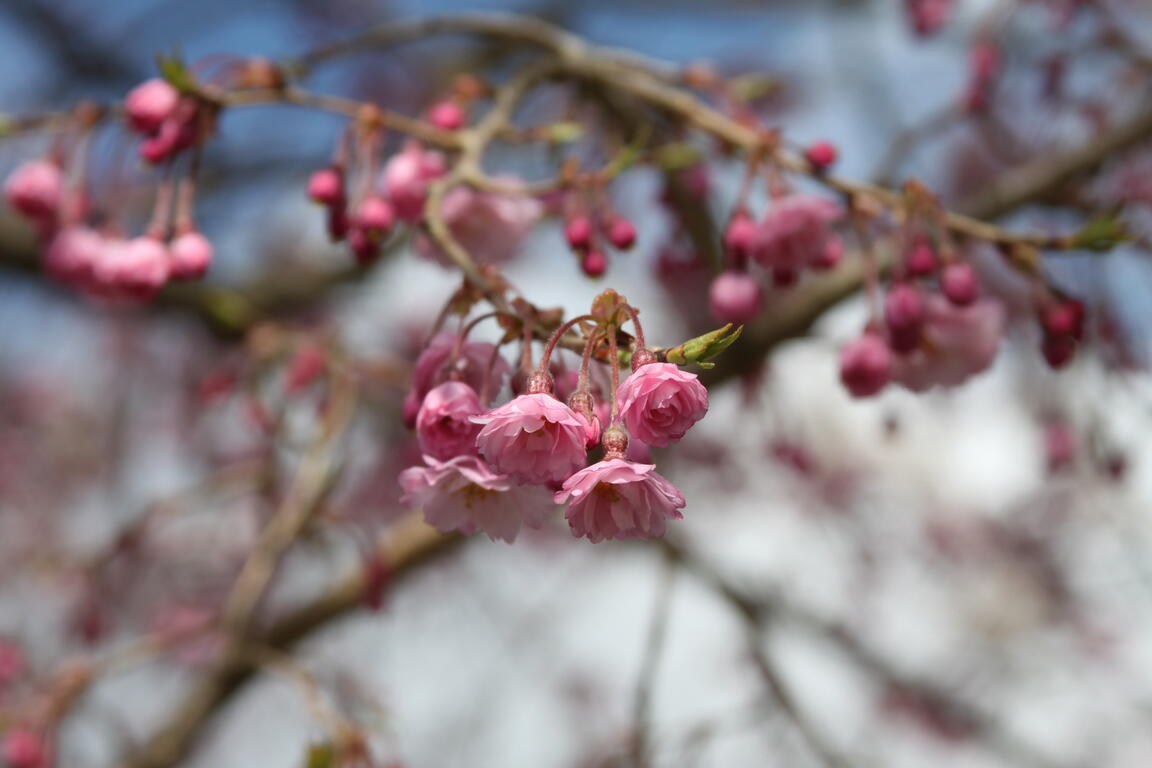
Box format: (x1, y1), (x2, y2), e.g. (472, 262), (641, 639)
(890, 295), (1005, 391)
(381, 143), (446, 221)
(1, 728), (47, 768)
(616, 363), (708, 447)
(415, 381), (484, 460)
(168, 231), (214, 280)
(94, 236), (171, 299)
(555, 458), (685, 542)
(124, 78), (181, 134)
(840, 332), (892, 398)
(414, 182), (542, 267)
(44, 226), (102, 284)
(750, 195), (842, 274)
(709, 270), (762, 325)
(4, 160), (63, 221)
(472, 393), (589, 484)
(400, 454), (549, 542)
(410, 332), (510, 405)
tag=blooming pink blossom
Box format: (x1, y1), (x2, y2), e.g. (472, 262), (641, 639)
(124, 78), (181, 134)
(381, 143), (446, 221)
(472, 393), (589, 484)
(890, 295), (1005, 391)
(414, 182), (542, 267)
(168, 231), (214, 280)
(750, 195), (842, 274)
(410, 332), (510, 406)
(4, 160), (63, 221)
(555, 458), (685, 542)
(616, 363), (708, 447)
(416, 381), (484, 460)
(400, 454), (549, 542)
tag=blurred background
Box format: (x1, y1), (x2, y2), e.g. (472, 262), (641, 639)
(2, 1), (1152, 767)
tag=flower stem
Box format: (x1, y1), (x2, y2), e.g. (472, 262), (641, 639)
(537, 314), (593, 374)
(607, 324), (621, 426)
(624, 305), (646, 350)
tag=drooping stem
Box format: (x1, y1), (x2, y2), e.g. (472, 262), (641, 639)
(607, 324), (621, 426)
(577, 328), (602, 397)
(145, 165), (175, 240)
(538, 314), (594, 375)
(625, 305), (646, 351)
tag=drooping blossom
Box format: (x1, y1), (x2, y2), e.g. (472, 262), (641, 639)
(415, 381), (484, 461)
(555, 458), (685, 542)
(43, 226), (102, 284)
(410, 331), (511, 406)
(124, 78), (181, 134)
(4, 160), (63, 221)
(400, 454), (549, 542)
(616, 362), (708, 447)
(93, 236), (170, 299)
(709, 270), (762, 325)
(890, 295), (1005, 391)
(414, 182), (542, 267)
(168, 231), (214, 280)
(472, 393), (589, 485)
(1, 727), (47, 768)
(381, 142), (446, 221)
(840, 332), (893, 398)
(750, 195), (842, 275)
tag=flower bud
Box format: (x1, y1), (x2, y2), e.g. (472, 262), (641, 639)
(581, 250), (607, 277)
(307, 167), (344, 206)
(125, 78), (180, 134)
(428, 101), (466, 131)
(709, 270), (762, 325)
(804, 140), (838, 171)
(355, 195), (395, 234)
(840, 332), (892, 398)
(607, 217), (637, 250)
(940, 262), (979, 306)
(168, 231), (214, 280)
(565, 215), (592, 250)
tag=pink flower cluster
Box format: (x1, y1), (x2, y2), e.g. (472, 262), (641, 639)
(840, 250), (1007, 397)
(310, 140), (541, 268)
(124, 78), (206, 164)
(709, 194), (844, 326)
(399, 327), (708, 544)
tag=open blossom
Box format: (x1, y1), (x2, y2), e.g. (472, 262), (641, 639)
(472, 393), (589, 485)
(416, 381), (484, 460)
(381, 142), (446, 221)
(555, 458), (685, 542)
(400, 454), (549, 542)
(4, 160), (63, 221)
(410, 332), (511, 406)
(617, 363), (708, 447)
(414, 182), (542, 267)
(750, 195), (842, 274)
(890, 294), (1005, 391)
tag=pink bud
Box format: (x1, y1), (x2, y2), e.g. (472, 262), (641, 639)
(840, 332), (892, 398)
(804, 141), (838, 171)
(168, 231), (214, 280)
(812, 237), (843, 271)
(565, 215), (592, 250)
(940, 262), (979, 306)
(355, 195), (395, 234)
(1042, 333), (1075, 369)
(96, 236), (171, 299)
(1042, 301), (1085, 340)
(772, 265), (798, 288)
(348, 227), (379, 265)
(2, 728), (46, 768)
(581, 250), (607, 277)
(44, 226), (102, 283)
(428, 101), (466, 131)
(885, 283), (925, 330)
(4, 160), (63, 221)
(709, 270), (762, 325)
(724, 211), (756, 261)
(607, 217), (637, 250)
(125, 79), (181, 134)
(307, 167), (344, 206)
(904, 241), (938, 276)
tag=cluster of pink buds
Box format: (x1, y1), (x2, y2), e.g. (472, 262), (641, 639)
(709, 187), (843, 326)
(124, 78), (209, 164)
(564, 199), (638, 278)
(399, 290), (717, 543)
(4, 89), (214, 299)
(840, 236), (1011, 396)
